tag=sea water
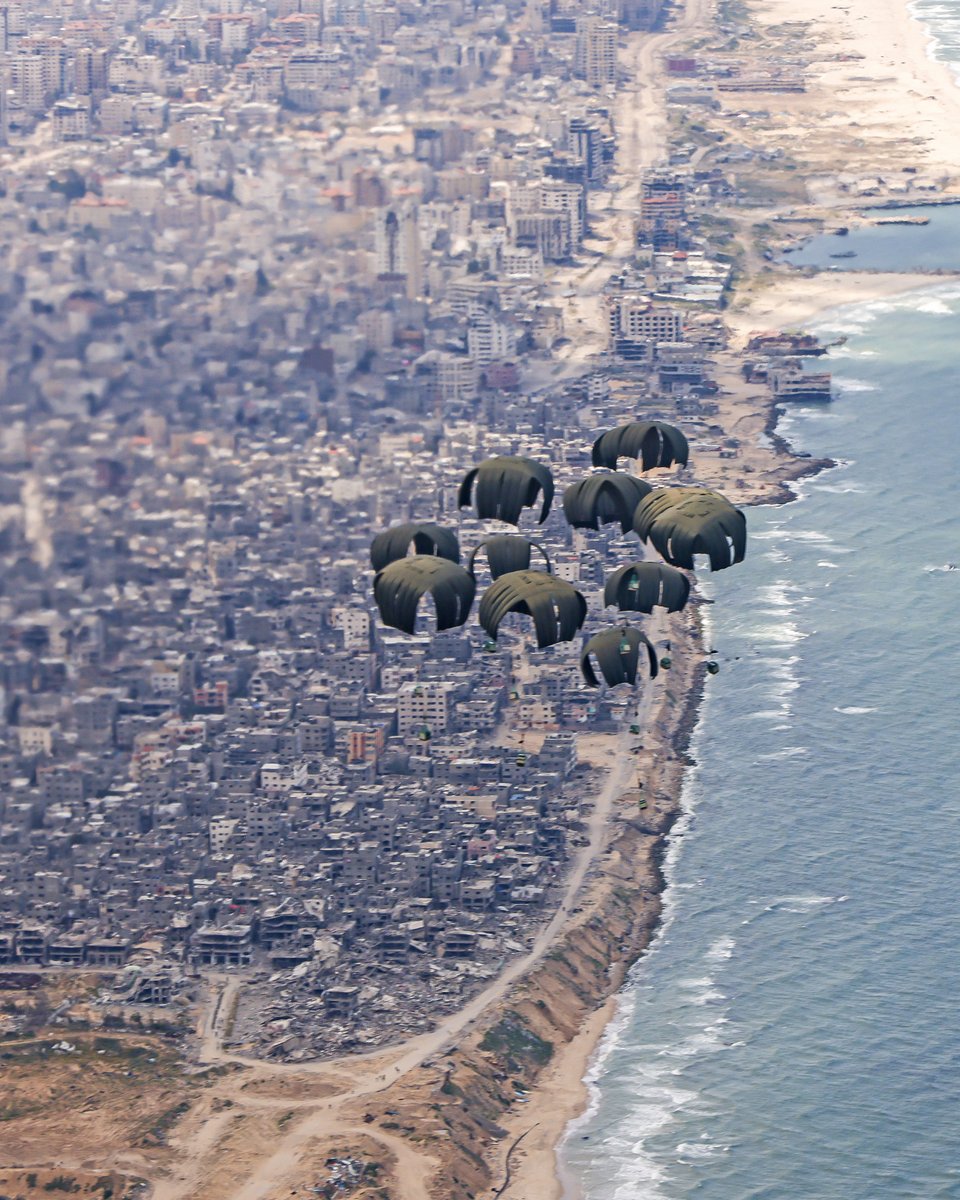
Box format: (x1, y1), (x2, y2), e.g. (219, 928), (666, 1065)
(784, 202), (960, 271)
(559, 293), (960, 1194)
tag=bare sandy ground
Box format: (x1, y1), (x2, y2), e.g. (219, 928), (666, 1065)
(726, 271), (954, 342)
(760, 0), (960, 176)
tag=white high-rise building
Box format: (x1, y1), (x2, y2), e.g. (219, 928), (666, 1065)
(467, 307), (517, 365)
(574, 18), (618, 87)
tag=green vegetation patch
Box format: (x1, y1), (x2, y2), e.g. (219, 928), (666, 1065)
(479, 1012), (553, 1067)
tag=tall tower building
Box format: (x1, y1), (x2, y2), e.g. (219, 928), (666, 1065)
(75, 47), (109, 95)
(573, 18), (617, 87)
(0, 68), (8, 146)
(374, 204), (422, 300)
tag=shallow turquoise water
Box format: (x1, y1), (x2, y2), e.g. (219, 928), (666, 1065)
(560, 286), (960, 1197)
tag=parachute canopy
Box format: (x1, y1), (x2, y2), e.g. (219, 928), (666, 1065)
(478, 569), (587, 649)
(373, 555), (476, 635)
(458, 456), (554, 526)
(592, 421), (690, 473)
(369, 522), (460, 572)
(562, 472), (652, 534)
(604, 561), (691, 614)
(632, 487), (746, 571)
(580, 626), (660, 689)
(467, 534), (552, 580)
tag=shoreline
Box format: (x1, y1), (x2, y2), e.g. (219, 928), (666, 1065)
(518, 276), (945, 1200)
(511, 0), (960, 1189)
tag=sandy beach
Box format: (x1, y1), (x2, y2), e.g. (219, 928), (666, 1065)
(725, 271), (954, 343)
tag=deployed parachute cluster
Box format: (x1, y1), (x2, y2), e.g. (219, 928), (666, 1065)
(369, 422), (747, 694)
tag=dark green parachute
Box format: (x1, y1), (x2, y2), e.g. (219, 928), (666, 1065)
(478, 569), (587, 649)
(369, 522), (460, 572)
(580, 626), (659, 689)
(467, 535), (552, 580)
(562, 472), (652, 534)
(458, 456), (554, 525)
(592, 421), (690, 472)
(632, 487), (746, 571)
(373, 555), (476, 634)
(604, 561), (691, 614)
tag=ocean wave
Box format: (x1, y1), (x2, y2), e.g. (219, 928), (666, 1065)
(769, 677), (800, 693)
(835, 378), (879, 393)
(833, 705), (877, 714)
(748, 622), (809, 645)
(817, 560), (840, 568)
(770, 894), (850, 914)
(706, 935), (736, 962)
(675, 1141), (731, 1160)
(677, 975), (713, 990)
(753, 528), (833, 545)
(924, 563), (960, 573)
(659, 1029), (726, 1058)
(816, 481), (869, 494)
(688, 988), (726, 1007)
(755, 745), (809, 760)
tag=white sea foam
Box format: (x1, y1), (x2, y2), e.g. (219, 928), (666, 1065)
(833, 705), (877, 714)
(659, 1029), (725, 1058)
(678, 976), (713, 990)
(706, 935), (736, 962)
(817, 560), (839, 568)
(749, 622), (808, 645)
(817, 481), (869, 494)
(755, 582), (811, 613)
(835, 378), (878, 393)
(770, 894), (850, 914)
(675, 1141), (731, 1160)
(787, 529), (834, 543)
(756, 745), (809, 761)
(689, 988), (726, 1007)
(910, 297), (954, 315)
(558, 745), (708, 1191)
